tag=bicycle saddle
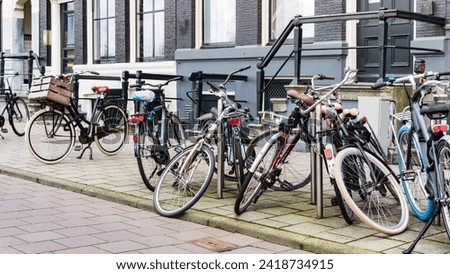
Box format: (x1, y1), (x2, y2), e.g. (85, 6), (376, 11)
(91, 86), (109, 94)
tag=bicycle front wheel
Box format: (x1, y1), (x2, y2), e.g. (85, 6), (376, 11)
(246, 129), (311, 191)
(94, 104), (128, 155)
(334, 146), (409, 235)
(9, 97), (30, 136)
(235, 137), (279, 215)
(25, 108), (75, 164)
(397, 124), (435, 221)
(153, 144), (215, 217)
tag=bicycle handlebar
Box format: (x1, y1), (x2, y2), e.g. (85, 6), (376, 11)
(130, 76), (183, 89)
(371, 71), (450, 89)
(300, 67), (357, 116)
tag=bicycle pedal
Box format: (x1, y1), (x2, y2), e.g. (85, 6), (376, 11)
(1, 128), (7, 133)
(74, 145), (82, 151)
(280, 180), (294, 191)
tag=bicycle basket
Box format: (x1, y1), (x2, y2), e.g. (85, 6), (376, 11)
(28, 76), (72, 106)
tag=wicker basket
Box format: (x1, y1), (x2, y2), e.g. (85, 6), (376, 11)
(28, 76), (72, 106)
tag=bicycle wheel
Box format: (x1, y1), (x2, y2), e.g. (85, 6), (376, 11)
(334, 146), (409, 235)
(437, 138), (450, 239)
(232, 131), (246, 191)
(94, 104), (128, 155)
(247, 129), (311, 191)
(234, 136), (280, 215)
(153, 144), (215, 217)
(25, 108), (75, 164)
(9, 97), (30, 136)
(135, 121), (159, 192)
(331, 178), (354, 225)
(165, 114), (187, 155)
(397, 124), (435, 221)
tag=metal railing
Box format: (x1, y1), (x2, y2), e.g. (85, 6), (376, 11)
(256, 7), (446, 112)
(0, 50), (45, 92)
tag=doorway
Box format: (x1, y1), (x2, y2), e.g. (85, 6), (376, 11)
(356, 0), (413, 81)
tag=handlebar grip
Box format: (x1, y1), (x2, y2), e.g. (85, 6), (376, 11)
(318, 74), (335, 80)
(438, 71), (450, 77)
(89, 71), (100, 75)
(371, 80), (388, 89)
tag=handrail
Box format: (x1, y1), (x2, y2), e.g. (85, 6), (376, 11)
(0, 50), (45, 92)
(256, 7), (446, 112)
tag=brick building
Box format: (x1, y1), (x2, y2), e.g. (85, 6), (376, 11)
(0, 0), (449, 119)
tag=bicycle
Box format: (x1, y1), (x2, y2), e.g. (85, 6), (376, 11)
(25, 71), (128, 164)
(373, 71), (450, 252)
(234, 69), (354, 217)
(129, 75), (187, 192)
(153, 65), (252, 217)
(0, 72), (30, 137)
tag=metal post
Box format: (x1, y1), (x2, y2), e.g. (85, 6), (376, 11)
(293, 23), (303, 85)
(310, 106), (317, 205)
(315, 106), (323, 219)
(216, 97), (224, 198)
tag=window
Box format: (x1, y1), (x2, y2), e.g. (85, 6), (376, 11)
(93, 0), (115, 63)
(136, 0), (164, 61)
(61, 2), (74, 73)
(203, 0), (235, 45)
(270, 0), (314, 40)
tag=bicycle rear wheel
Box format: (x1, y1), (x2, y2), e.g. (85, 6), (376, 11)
(397, 124), (435, 221)
(246, 129), (311, 191)
(334, 146), (409, 235)
(9, 97), (30, 136)
(437, 138), (450, 239)
(135, 121), (159, 192)
(25, 108), (75, 164)
(153, 144), (215, 217)
(94, 104), (128, 155)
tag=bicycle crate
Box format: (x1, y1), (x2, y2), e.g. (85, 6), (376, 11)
(28, 76), (72, 106)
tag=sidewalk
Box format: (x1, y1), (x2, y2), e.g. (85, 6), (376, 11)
(0, 130), (449, 254)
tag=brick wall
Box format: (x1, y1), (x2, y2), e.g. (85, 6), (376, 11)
(314, 0), (345, 42)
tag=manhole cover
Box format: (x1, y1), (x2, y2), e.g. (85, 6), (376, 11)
(189, 237), (238, 252)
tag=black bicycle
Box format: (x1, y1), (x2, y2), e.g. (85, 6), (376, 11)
(26, 71), (128, 164)
(129, 75), (186, 192)
(0, 73), (30, 137)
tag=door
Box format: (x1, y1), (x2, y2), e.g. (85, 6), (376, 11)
(357, 0), (413, 81)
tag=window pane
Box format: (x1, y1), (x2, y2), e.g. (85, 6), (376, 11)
(271, 0), (314, 40)
(154, 12), (164, 56)
(65, 15), (74, 47)
(108, 19), (115, 57)
(155, 0), (164, 10)
(204, 0), (236, 44)
(108, 0), (115, 17)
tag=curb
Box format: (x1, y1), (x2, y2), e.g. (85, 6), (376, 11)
(0, 164), (377, 254)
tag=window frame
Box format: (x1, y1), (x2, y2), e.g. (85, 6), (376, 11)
(93, 0), (116, 64)
(202, 0), (236, 48)
(136, 0), (165, 62)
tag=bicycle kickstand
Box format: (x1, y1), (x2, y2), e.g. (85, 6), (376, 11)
(77, 143), (94, 160)
(403, 204), (441, 254)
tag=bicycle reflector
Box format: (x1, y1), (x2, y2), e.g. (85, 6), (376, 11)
(227, 117), (241, 126)
(130, 115), (144, 124)
(431, 124), (449, 135)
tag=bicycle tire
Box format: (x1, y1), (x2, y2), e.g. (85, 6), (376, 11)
(234, 137), (280, 215)
(232, 131), (245, 191)
(153, 144), (215, 217)
(246, 129), (311, 191)
(397, 124), (435, 221)
(334, 146), (409, 235)
(9, 97), (30, 136)
(436, 137), (450, 239)
(135, 121), (159, 192)
(94, 104), (128, 155)
(331, 178), (354, 225)
(136, 114), (186, 192)
(25, 108), (75, 164)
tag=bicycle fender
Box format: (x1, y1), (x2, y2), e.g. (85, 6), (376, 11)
(248, 132), (282, 173)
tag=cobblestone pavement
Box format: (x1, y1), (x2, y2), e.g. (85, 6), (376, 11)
(0, 174), (308, 254)
(0, 130), (449, 254)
